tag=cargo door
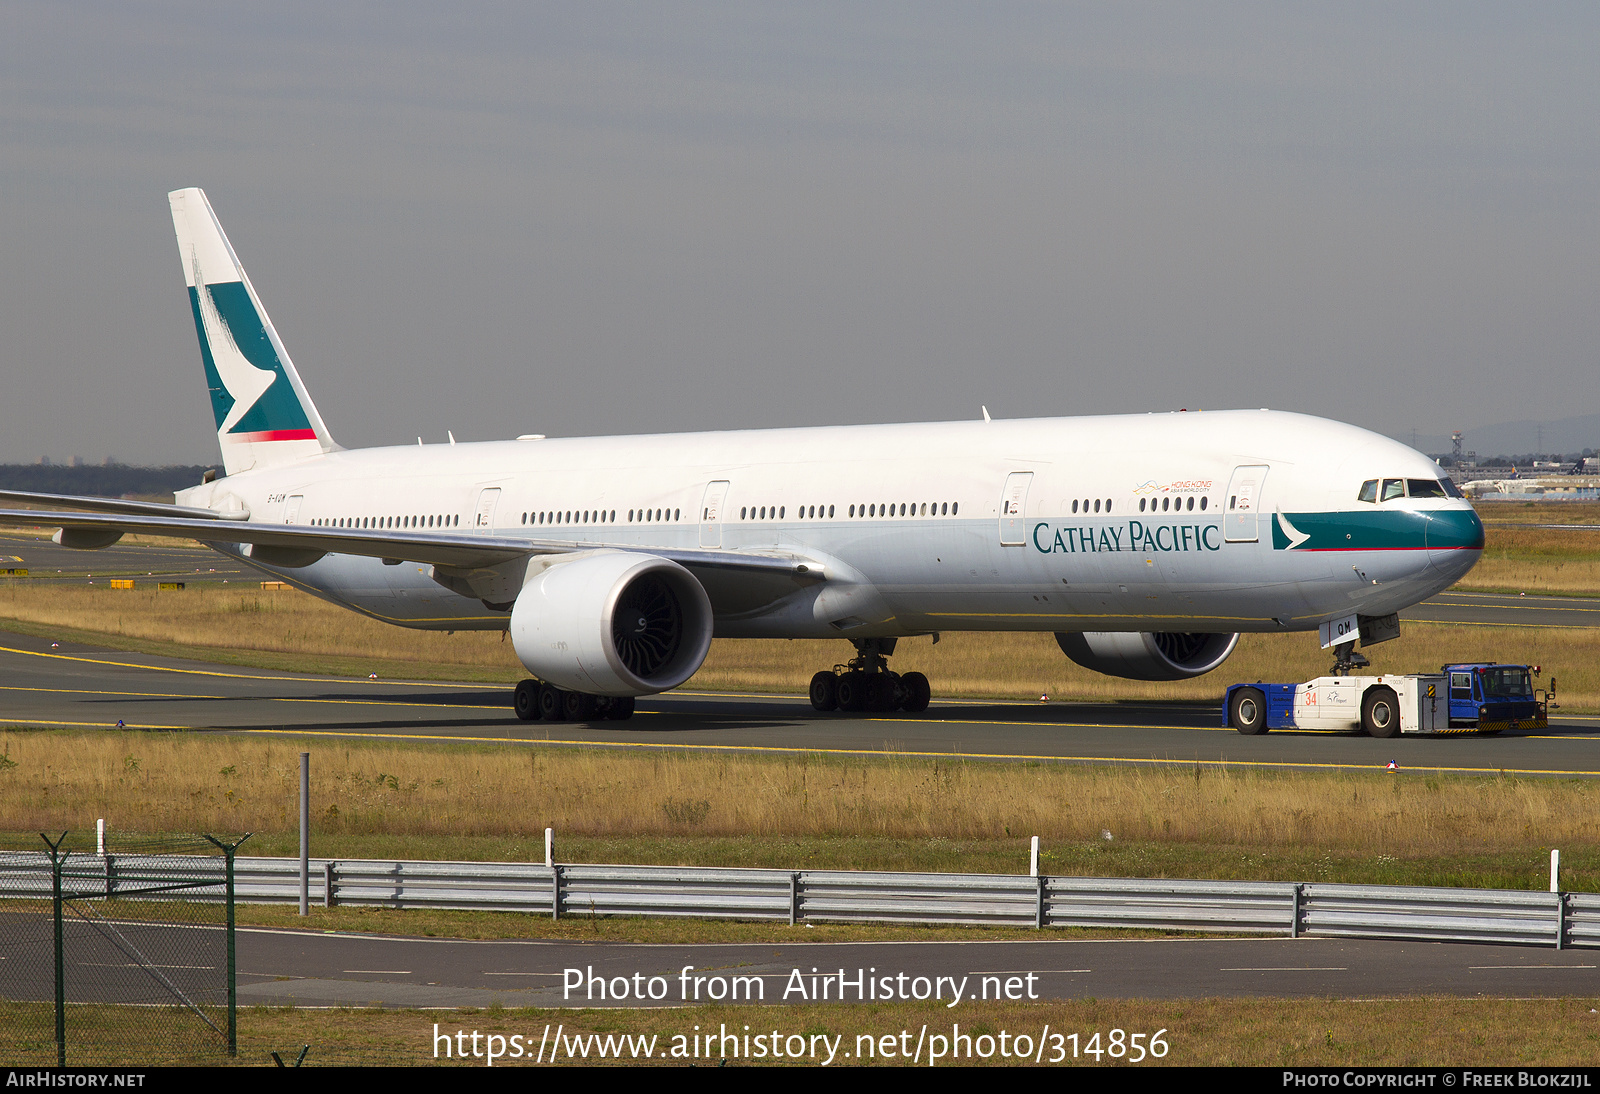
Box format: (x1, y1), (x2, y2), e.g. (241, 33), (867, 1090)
(699, 480), (730, 549)
(998, 472), (1034, 546)
(1224, 465), (1269, 543)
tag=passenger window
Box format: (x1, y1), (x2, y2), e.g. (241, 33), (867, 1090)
(1381, 479), (1405, 502)
(1358, 480), (1378, 503)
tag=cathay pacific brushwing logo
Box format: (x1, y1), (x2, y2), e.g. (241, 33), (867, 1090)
(187, 249), (314, 441)
(191, 251), (275, 435)
(1275, 510), (1311, 549)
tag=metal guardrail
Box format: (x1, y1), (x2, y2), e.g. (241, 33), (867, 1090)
(2, 852), (1588, 949)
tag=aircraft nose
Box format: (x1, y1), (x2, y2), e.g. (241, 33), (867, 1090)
(1426, 506), (1485, 581)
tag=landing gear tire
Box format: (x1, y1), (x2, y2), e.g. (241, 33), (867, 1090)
(836, 673), (867, 712)
(868, 672), (899, 713)
(1362, 686), (1400, 738)
(809, 672), (839, 712)
(900, 671), (931, 713)
(538, 684), (565, 721)
(514, 679), (541, 721)
(604, 696), (635, 721)
(1229, 687), (1268, 735)
(563, 690), (599, 723)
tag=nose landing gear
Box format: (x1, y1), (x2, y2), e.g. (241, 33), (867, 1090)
(809, 637), (931, 714)
(1329, 640), (1371, 677)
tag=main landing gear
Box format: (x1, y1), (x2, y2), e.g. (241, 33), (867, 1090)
(512, 679), (635, 723)
(808, 637), (932, 714)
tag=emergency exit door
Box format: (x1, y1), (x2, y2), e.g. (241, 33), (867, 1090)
(699, 480), (730, 548)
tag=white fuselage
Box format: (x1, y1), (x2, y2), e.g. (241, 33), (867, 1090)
(178, 408), (1480, 638)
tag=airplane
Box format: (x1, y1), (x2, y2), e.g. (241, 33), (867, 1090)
(0, 188), (1485, 724)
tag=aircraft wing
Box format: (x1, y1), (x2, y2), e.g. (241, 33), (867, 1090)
(0, 488), (248, 521)
(0, 506), (826, 584)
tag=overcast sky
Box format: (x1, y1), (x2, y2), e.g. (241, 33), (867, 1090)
(4, 2), (1597, 464)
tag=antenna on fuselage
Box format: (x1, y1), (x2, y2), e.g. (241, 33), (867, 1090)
(981, 406), (992, 423)
(448, 431), (456, 445)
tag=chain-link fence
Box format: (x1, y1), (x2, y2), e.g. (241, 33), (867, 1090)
(0, 831), (246, 1066)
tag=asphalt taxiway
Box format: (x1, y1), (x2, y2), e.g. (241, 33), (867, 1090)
(2, 914), (1592, 1007)
(3, 630), (1598, 774)
(205, 933), (1600, 1007)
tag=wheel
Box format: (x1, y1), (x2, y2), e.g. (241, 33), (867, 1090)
(563, 690), (599, 722)
(1229, 687), (1268, 735)
(604, 696), (635, 721)
(836, 673), (867, 712)
(514, 679), (541, 721)
(1362, 686), (1400, 738)
(867, 673), (897, 712)
(900, 671), (931, 713)
(809, 671), (839, 712)
(538, 684), (565, 721)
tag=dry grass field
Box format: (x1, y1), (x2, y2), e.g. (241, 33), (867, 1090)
(2, 730), (1594, 890)
(1464, 502), (1600, 597)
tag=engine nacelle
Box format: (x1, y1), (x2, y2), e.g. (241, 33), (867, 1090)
(1055, 631), (1239, 681)
(510, 551), (714, 696)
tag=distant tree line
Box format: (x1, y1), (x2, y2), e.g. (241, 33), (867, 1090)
(0, 464), (219, 498)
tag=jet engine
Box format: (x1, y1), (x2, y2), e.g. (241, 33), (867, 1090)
(509, 551), (714, 696)
(1054, 631), (1239, 681)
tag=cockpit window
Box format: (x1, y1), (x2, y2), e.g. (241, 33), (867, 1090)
(1357, 479), (1378, 503)
(1380, 478), (1405, 502)
(1406, 478), (1447, 499)
(1441, 478), (1464, 499)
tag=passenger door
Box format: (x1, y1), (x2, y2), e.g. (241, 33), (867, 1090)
(1223, 465), (1269, 543)
(998, 472), (1033, 546)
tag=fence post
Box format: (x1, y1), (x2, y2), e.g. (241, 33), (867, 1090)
(789, 873), (800, 926)
(324, 861), (336, 908)
(1291, 883), (1304, 938)
(225, 845), (237, 1055)
(551, 865), (561, 921)
(204, 833), (251, 1060)
(299, 753), (310, 917)
(42, 832), (68, 1067)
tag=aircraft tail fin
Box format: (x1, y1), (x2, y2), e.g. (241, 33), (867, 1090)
(169, 188), (336, 476)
